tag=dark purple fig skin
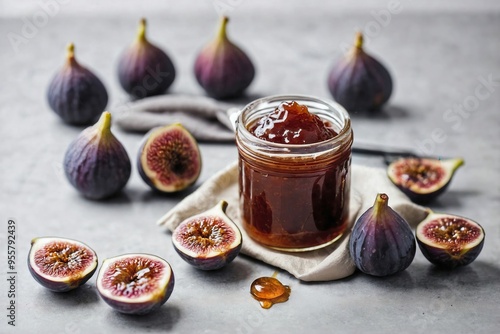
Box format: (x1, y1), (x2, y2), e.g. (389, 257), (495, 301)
(28, 237), (98, 292)
(118, 19), (176, 99)
(328, 32), (392, 112)
(47, 43), (108, 125)
(349, 193), (416, 277)
(97, 254), (175, 315)
(64, 112), (131, 199)
(416, 213), (485, 269)
(194, 16), (255, 100)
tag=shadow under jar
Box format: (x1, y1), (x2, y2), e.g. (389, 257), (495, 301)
(235, 95), (353, 252)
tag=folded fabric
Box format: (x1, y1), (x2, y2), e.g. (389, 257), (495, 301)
(157, 161), (428, 282)
(111, 95), (240, 142)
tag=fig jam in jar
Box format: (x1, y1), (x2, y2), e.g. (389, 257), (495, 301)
(235, 95), (353, 251)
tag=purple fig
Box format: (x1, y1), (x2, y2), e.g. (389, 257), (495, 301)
(96, 253), (175, 315)
(137, 123), (201, 193)
(64, 111), (131, 199)
(327, 32), (393, 112)
(172, 200), (242, 270)
(387, 157), (464, 204)
(117, 18), (176, 99)
(416, 212), (484, 269)
(349, 193), (416, 277)
(28, 237), (98, 292)
(47, 43), (108, 125)
(194, 16), (255, 100)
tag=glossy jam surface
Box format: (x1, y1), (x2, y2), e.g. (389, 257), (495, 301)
(250, 101), (337, 144)
(240, 101), (351, 250)
(250, 276), (290, 309)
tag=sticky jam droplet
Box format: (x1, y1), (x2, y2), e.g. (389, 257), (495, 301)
(250, 275), (291, 309)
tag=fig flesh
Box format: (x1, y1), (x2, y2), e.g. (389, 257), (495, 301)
(349, 193), (416, 277)
(327, 32), (392, 112)
(28, 237), (98, 292)
(64, 111), (131, 200)
(194, 16), (255, 99)
(416, 212), (484, 269)
(387, 157), (464, 204)
(172, 200), (242, 270)
(137, 123), (201, 193)
(96, 254), (174, 315)
(47, 43), (108, 125)
(117, 18), (176, 99)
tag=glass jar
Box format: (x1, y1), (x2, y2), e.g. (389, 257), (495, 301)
(235, 95), (353, 252)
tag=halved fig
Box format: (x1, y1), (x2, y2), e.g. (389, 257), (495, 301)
(28, 237), (98, 292)
(137, 123), (202, 193)
(172, 200), (242, 270)
(387, 157), (464, 203)
(96, 253), (174, 315)
(416, 212), (485, 269)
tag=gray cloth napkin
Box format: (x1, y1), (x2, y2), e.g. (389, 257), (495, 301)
(111, 95), (239, 142)
(157, 161), (428, 282)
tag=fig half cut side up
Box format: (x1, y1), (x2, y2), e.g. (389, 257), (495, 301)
(416, 212), (485, 269)
(387, 157), (464, 203)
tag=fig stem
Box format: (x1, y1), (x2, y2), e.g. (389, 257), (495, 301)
(216, 16), (229, 42)
(372, 193), (389, 218)
(354, 32), (364, 49)
(136, 18), (147, 43)
(96, 111), (112, 134)
(66, 43), (76, 65)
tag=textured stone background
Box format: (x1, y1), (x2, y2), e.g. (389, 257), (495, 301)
(1, 1), (499, 333)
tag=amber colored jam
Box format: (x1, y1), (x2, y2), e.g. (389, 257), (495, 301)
(238, 100), (352, 250)
(250, 273), (290, 309)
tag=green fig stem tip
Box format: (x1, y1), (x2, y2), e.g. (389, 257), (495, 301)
(217, 16), (229, 41)
(354, 32), (364, 49)
(66, 43), (75, 62)
(373, 193), (389, 217)
(136, 18), (147, 43)
(96, 111), (112, 134)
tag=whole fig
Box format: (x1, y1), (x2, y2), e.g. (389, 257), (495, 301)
(194, 16), (255, 99)
(348, 193), (416, 277)
(47, 43), (108, 125)
(117, 18), (176, 99)
(327, 32), (392, 112)
(64, 111), (131, 200)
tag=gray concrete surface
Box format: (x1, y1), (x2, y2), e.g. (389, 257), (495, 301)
(1, 1), (499, 333)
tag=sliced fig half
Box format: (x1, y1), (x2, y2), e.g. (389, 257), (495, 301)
(28, 237), (98, 292)
(416, 212), (485, 269)
(387, 157), (464, 203)
(96, 253), (174, 315)
(138, 123), (202, 193)
(172, 200), (242, 270)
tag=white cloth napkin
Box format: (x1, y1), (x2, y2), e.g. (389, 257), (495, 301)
(157, 161), (428, 281)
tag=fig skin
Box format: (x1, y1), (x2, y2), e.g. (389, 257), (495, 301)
(387, 157), (464, 204)
(137, 123), (201, 193)
(47, 43), (108, 125)
(28, 237), (98, 292)
(194, 16), (255, 100)
(96, 254), (175, 315)
(327, 32), (392, 112)
(348, 193), (416, 277)
(416, 212), (485, 269)
(172, 200), (242, 270)
(117, 18), (176, 99)
(64, 111), (131, 200)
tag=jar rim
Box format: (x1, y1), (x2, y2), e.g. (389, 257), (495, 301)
(236, 94), (352, 155)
